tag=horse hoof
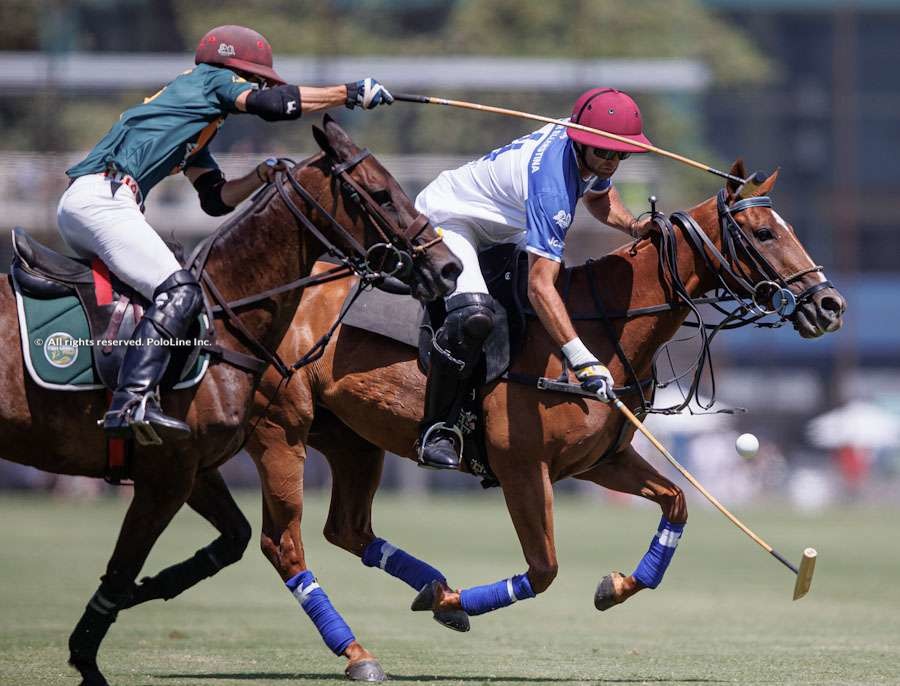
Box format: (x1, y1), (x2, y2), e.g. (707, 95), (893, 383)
(69, 657), (109, 686)
(433, 609), (470, 632)
(594, 571), (626, 612)
(411, 580), (439, 612)
(345, 658), (386, 681)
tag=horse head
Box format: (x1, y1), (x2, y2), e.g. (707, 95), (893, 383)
(310, 115), (461, 301)
(694, 159), (846, 338)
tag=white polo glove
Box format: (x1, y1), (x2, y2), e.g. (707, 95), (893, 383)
(562, 337), (614, 401)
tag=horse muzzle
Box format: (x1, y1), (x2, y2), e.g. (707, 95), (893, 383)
(790, 285), (846, 339)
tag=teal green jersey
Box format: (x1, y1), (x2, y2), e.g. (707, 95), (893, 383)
(67, 64), (255, 199)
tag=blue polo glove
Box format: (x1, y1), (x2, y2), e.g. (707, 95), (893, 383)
(572, 361), (614, 401)
(345, 78), (394, 109)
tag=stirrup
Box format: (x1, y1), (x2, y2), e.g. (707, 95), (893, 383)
(129, 393), (163, 446)
(99, 393), (163, 446)
(417, 422), (464, 469)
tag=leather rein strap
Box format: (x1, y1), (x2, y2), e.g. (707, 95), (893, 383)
(187, 151), (431, 380)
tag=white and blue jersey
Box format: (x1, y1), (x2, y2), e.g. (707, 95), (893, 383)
(415, 120), (611, 263)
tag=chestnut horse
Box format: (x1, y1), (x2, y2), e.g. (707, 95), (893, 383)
(0, 118), (459, 686)
(247, 161), (846, 680)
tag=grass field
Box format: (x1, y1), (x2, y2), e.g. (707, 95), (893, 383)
(1, 490), (898, 686)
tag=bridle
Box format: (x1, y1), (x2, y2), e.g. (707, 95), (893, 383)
(187, 148), (442, 382)
(567, 189), (835, 417)
(275, 149), (442, 283)
(699, 189), (832, 320)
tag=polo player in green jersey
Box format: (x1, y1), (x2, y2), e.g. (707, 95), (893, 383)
(59, 25), (394, 445)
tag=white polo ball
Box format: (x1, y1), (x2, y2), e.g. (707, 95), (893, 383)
(735, 433), (759, 459)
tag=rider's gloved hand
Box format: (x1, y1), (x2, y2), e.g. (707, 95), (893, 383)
(573, 362), (614, 401)
(562, 337), (614, 402)
(345, 78), (394, 110)
(255, 157), (288, 184)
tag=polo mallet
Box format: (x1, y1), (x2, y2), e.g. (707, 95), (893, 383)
(392, 93), (766, 194)
(608, 392), (816, 600)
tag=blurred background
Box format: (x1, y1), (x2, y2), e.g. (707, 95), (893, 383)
(1, 0), (898, 511)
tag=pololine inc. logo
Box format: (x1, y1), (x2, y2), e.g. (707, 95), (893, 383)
(43, 332), (78, 369)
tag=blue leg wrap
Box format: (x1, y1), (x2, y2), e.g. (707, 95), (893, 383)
(285, 570), (355, 656)
(361, 537), (446, 591)
(632, 516), (685, 589)
(459, 573), (535, 616)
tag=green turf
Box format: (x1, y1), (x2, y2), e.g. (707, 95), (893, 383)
(0, 490), (898, 685)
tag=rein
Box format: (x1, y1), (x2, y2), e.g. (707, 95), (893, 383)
(186, 149), (437, 382)
(554, 192), (832, 417)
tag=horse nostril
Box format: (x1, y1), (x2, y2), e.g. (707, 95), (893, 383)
(442, 261), (461, 285)
(820, 294), (845, 316)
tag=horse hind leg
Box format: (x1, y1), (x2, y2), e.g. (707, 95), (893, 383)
(68, 463), (195, 686)
(576, 443), (687, 611)
(123, 468), (251, 609)
(309, 408), (469, 633)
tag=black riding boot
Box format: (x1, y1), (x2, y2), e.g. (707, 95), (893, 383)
(102, 270), (203, 446)
(418, 293), (494, 470)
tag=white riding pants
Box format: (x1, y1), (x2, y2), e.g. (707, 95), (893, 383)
(56, 174), (182, 300)
(438, 218), (525, 299)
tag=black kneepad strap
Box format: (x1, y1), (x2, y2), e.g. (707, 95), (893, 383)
(246, 85), (302, 122)
(192, 169), (233, 217)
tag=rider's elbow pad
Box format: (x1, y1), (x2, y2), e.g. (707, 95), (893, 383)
(193, 169), (233, 217)
(246, 85), (302, 122)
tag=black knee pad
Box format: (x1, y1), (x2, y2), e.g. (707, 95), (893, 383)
(439, 293), (495, 356)
(148, 270), (203, 339)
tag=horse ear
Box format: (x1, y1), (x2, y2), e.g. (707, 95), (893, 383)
(322, 114), (359, 160)
(312, 124), (336, 158)
(726, 158), (746, 197)
(750, 168), (780, 197)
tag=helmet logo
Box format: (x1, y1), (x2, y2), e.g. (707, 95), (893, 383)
(218, 43), (236, 57)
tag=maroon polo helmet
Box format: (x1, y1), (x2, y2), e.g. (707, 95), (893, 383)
(195, 25), (285, 86)
(567, 88), (651, 153)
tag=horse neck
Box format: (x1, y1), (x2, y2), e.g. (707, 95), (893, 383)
(202, 163), (351, 351)
(569, 196), (726, 376)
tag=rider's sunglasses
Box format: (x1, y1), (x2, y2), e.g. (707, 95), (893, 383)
(591, 147), (631, 161)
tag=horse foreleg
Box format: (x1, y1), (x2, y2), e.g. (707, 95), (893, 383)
(308, 409), (470, 633)
(124, 467), (252, 608)
(68, 463), (195, 686)
(417, 462), (555, 617)
(248, 431), (384, 682)
(575, 443), (687, 611)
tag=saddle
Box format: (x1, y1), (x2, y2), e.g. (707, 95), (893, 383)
(10, 227), (208, 392)
(342, 243), (530, 486)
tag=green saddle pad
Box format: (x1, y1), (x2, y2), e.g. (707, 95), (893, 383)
(14, 289), (209, 392)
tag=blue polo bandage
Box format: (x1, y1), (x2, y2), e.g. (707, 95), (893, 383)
(362, 537), (446, 591)
(633, 517), (685, 589)
(459, 573), (535, 616)
(285, 570), (355, 655)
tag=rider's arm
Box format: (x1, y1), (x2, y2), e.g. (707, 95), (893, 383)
(583, 185), (651, 238)
(235, 85), (345, 116)
(185, 159), (287, 214)
(527, 253), (577, 348)
(234, 78), (393, 116)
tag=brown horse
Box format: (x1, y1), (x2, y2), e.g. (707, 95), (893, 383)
(246, 161), (846, 679)
(0, 117), (459, 686)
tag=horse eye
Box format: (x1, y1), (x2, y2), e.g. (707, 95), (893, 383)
(755, 227), (775, 242)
